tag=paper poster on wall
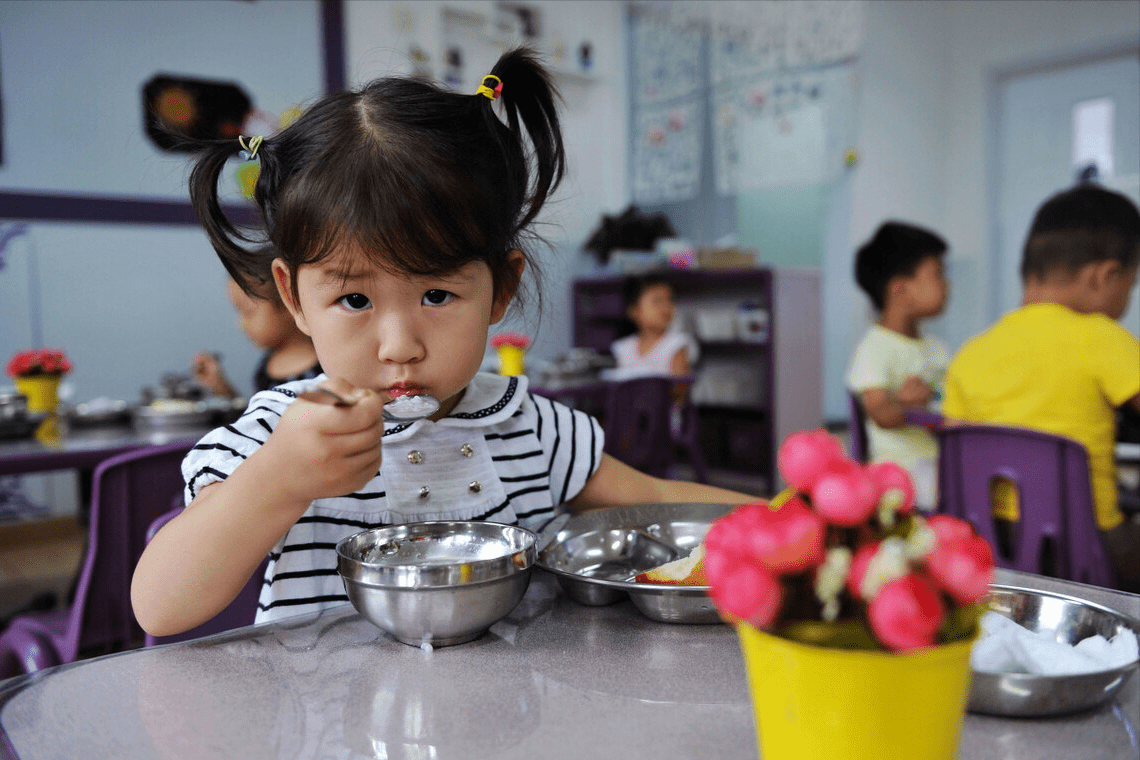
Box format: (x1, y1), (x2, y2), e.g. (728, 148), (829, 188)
(631, 3), (703, 104)
(713, 65), (857, 194)
(710, 0), (862, 82)
(737, 104), (827, 190)
(632, 101), (702, 204)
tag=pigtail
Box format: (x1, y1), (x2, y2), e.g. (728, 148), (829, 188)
(486, 48), (566, 231)
(188, 140), (273, 295)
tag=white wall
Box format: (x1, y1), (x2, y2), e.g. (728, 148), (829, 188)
(0, 0), (324, 401)
(828, 0), (1140, 421)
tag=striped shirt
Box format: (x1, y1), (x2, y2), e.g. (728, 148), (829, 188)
(181, 372), (603, 623)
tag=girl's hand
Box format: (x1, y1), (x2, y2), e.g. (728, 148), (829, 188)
(193, 352), (236, 398)
(261, 378), (385, 504)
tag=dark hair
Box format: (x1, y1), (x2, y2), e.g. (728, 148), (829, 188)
(1020, 184), (1140, 281)
(853, 221), (947, 311)
(622, 271), (673, 308)
(617, 271), (673, 337)
(188, 48), (565, 316)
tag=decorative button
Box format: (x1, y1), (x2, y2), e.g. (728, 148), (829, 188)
(407, 450), (423, 464)
(468, 481), (481, 493)
(460, 443), (474, 458)
(419, 486), (430, 499)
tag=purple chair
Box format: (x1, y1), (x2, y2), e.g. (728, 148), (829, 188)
(849, 392), (944, 463)
(0, 441), (194, 678)
(143, 506), (268, 647)
(603, 377), (674, 477)
(849, 393), (870, 462)
(936, 424), (1116, 588)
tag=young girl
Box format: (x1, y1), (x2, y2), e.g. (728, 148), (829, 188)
(610, 272), (699, 378)
(193, 269), (322, 398)
(132, 49), (755, 637)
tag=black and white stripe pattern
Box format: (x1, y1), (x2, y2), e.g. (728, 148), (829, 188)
(180, 373), (602, 623)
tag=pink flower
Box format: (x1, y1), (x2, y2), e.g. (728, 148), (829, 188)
(925, 533), (994, 606)
(739, 497), (826, 574)
(708, 560), (783, 629)
(777, 429), (846, 491)
(925, 514), (977, 544)
(809, 461), (878, 527)
(867, 574), (946, 652)
(866, 462), (916, 515)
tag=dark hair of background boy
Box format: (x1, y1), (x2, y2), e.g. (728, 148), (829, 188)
(1020, 184), (1140, 281)
(854, 221), (948, 311)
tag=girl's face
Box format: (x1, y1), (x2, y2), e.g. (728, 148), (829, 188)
(273, 250), (518, 419)
(228, 279), (296, 351)
(628, 283), (676, 334)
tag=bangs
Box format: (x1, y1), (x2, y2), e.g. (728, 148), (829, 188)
(274, 130), (507, 276)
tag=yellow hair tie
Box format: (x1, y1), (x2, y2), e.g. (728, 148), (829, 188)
(476, 74), (502, 101)
(237, 134), (264, 161)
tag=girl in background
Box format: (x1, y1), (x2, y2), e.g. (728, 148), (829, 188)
(133, 49), (754, 637)
(193, 268), (321, 398)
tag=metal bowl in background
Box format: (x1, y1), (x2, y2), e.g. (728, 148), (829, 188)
(133, 400), (215, 432)
(968, 585), (1140, 717)
(67, 398), (133, 428)
(537, 502), (734, 624)
(336, 521), (537, 647)
(0, 391), (29, 421)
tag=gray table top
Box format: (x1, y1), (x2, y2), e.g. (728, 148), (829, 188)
(0, 569), (1137, 759)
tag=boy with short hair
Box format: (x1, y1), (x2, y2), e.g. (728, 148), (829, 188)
(944, 184), (1140, 591)
(847, 221), (951, 511)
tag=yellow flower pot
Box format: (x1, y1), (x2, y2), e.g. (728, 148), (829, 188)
(15, 375), (61, 414)
(496, 345), (526, 376)
(738, 624), (974, 760)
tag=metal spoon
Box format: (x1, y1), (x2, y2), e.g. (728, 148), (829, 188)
(308, 386), (440, 422)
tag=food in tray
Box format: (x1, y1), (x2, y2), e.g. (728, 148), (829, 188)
(147, 398), (198, 412)
(971, 610), (1139, 676)
(634, 542), (707, 585)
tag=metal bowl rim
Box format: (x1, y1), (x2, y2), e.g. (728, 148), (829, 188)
(336, 521), (537, 588)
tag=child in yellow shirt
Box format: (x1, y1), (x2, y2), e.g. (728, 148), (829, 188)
(944, 184), (1140, 591)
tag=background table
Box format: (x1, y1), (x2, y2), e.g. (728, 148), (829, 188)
(0, 569), (1136, 759)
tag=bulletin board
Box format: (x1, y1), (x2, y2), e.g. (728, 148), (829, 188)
(628, 0), (863, 266)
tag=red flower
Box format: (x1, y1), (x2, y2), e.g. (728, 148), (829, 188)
(7, 348), (72, 378)
(867, 574), (946, 652)
(703, 427), (997, 653)
(490, 332), (530, 349)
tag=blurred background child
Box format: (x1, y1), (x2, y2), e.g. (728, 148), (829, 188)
(846, 221), (951, 511)
(943, 184), (1140, 591)
(610, 272), (699, 378)
(193, 269), (321, 398)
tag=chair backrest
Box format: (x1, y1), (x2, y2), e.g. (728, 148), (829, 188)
(849, 393), (869, 463)
(62, 440), (195, 661)
(936, 424), (1115, 587)
(143, 506), (268, 646)
(602, 376), (673, 476)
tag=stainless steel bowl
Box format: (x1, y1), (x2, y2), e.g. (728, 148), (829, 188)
(968, 585), (1140, 717)
(537, 502), (734, 624)
(336, 521), (537, 647)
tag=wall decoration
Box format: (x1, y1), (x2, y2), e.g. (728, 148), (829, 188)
(142, 74), (253, 152)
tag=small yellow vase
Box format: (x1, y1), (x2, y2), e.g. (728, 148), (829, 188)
(737, 624), (975, 760)
(15, 375), (62, 414)
(496, 345), (526, 376)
